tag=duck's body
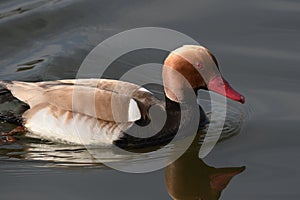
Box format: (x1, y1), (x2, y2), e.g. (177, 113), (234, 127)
(20, 79), (141, 145)
(0, 79), (166, 146)
(0, 45), (245, 147)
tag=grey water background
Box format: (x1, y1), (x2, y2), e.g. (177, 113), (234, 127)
(0, 0), (300, 199)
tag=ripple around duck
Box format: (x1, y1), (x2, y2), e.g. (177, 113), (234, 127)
(0, 98), (246, 171)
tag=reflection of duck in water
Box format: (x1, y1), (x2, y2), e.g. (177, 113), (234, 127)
(165, 133), (245, 200)
(0, 45), (244, 146)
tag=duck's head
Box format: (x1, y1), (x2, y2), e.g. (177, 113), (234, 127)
(162, 45), (245, 104)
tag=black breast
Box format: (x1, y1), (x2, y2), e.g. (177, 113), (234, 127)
(114, 97), (209, 150)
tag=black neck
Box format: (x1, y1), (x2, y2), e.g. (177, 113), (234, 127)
(165, 95), (209, 130)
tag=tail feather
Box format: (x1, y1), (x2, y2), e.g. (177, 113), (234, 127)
(0, 81), (44, 107)
(0, 80), (13, 90)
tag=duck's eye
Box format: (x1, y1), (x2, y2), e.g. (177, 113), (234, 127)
(195, 62), (203, 70)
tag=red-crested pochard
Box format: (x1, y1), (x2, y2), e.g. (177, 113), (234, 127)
(0, 45), (244, 146)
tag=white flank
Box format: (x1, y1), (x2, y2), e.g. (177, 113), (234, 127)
(128, 99), (141, 121)
(24, 107), (133, 145)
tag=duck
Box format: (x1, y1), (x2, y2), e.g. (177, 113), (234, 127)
(0, 45), (245, 147)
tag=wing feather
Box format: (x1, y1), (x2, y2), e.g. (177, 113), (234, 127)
(0, 79), (147, 122)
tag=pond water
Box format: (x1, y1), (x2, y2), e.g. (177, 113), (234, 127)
(0, 0), (299, 199)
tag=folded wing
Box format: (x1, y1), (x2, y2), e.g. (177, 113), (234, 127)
(0, 79), (155, 123)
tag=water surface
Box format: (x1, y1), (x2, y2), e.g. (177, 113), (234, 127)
(0, 0), (299, 199)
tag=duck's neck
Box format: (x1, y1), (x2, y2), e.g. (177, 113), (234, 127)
(165, 94), (209, 131)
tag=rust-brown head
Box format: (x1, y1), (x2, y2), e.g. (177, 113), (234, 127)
(162, 45), (245, 104)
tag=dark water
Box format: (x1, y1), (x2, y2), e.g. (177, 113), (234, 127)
(0, 0), (300, 199)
